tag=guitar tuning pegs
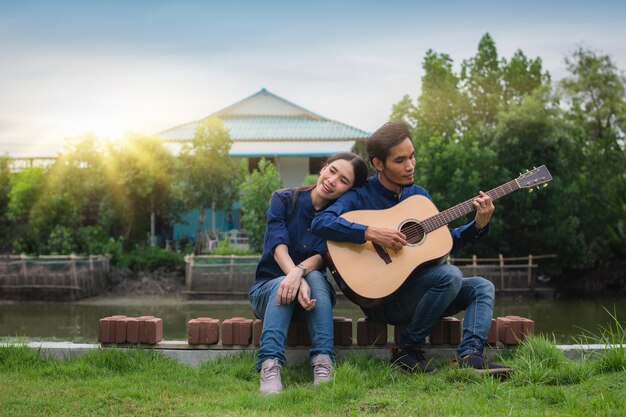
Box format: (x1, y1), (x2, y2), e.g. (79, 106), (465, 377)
(529, 188), (534, 193)
(543, 183), (548, 188)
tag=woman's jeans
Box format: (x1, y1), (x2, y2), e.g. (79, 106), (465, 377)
(366, 264), (495, 358)
(249, 270), (336, 370)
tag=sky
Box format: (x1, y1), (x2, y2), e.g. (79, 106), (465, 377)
(1, 0), (625, 158)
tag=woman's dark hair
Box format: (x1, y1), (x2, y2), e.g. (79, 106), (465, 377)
(287, 152), (368, 212)
(366, 121), (412, 166)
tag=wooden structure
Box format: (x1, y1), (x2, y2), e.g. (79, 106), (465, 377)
(0, 255), (109, 301)
(184, 254), (557, 298)
(448, 254), (557, 295)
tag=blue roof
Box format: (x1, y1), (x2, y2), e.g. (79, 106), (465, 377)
(158, 89), (370, 143)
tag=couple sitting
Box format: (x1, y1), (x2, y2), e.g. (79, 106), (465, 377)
(249, 121), (510, 394)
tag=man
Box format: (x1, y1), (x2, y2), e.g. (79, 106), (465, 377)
(311, 121), (510, 374)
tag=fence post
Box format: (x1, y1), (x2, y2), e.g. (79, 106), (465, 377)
(185, 255), (194, 292)
(20, 254), (28, 287)
(499, 254), (505, 291)
(528, 254), (534, 290)
(472, 254), (477, 277)
(229, 255), (235, 291)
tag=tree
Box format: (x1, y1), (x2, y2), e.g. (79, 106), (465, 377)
(460, 33), (503, 126)
(239, 159), (283, 253)
(415, 50), (467, 142)
(560, 48), (626, 264)
(177, 117), (241, 253)
(106, 134), (177, 246)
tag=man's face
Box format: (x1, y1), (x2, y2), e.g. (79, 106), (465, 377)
(375, 138), (415, 188)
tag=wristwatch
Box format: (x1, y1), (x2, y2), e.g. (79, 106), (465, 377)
(296, 264), (307, 276)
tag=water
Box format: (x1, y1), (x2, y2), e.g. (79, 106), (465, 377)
(0, 296), (624, 344)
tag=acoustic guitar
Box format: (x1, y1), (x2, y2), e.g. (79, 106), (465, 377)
(326, 166), (552, 308)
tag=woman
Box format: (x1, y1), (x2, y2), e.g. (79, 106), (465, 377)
(249, 152), (368, 394)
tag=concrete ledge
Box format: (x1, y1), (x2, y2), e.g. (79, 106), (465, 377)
(2, 341), (621, 367)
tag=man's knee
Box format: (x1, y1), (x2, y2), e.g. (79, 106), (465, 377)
(438, 264), (463, 292)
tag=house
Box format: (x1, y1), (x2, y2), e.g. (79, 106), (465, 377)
(158, 88), (370, 243)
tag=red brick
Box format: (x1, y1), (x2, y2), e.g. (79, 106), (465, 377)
(98, 317), (115, 343)
(394, 324), (407, 345)
(126, 318), (140, 344)
(430, 319), (448, 345)
(222, 318), (252, 345)
(286, 320), (311, 346)
(445, 317), (460, 344)
(356, 318), (387, 346)
(252, 319), (263, 346)
(139, 317), (163, 345)
(114, 317), (130, 344)
(188, 318), (219, 345)
(333, 317), (352, 346)
(487, 319), (497, 345)
(497, 316), (534, 345)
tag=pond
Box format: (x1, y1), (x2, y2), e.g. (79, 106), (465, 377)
(1, 296), (624, 344)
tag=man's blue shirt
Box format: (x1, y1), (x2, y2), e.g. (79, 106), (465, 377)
(311, 174), (489, 253)
(251, 188), (328, 294)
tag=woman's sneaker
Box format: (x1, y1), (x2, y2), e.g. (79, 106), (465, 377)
(391, 347), (437, 373)
(311, 354), (334, 385)
(259, 358), (283, 394)
(458, 353), (513, 376)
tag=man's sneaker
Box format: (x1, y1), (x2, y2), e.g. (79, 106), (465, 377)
(391, 347), (437, 373)
(458, 353), (513, 376)
(259, 358), (283, 394)
(311, 354), (334, 385)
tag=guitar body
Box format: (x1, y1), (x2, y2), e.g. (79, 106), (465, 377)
(326, 195), (453, 308)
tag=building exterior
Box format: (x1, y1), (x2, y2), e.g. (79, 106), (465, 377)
(158, 88), (370, 242)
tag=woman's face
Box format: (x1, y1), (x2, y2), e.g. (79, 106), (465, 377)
(315, 159), (356, 201)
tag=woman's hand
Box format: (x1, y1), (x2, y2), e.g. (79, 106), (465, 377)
(297, 278), (316, 311)
(276, 267), (303, 305)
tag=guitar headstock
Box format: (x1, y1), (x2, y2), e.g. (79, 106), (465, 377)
(515, 165), (553, 191)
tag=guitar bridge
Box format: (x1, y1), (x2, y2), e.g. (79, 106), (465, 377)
(373, 243), (392, 264)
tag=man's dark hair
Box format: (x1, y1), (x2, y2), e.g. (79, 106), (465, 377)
(366, 121), (412, 165)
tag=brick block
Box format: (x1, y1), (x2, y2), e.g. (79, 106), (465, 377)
(222, 317), (253, 345)
(496, 316), (535, 345)
(430, 319), (447, 345)
(252, 319), (263, 346)
(98, 317), (115, 343)
(139, 317), (163, 345)
(126, 318), (140, 344)
(394, 324), (407, 345)
(487, 319), (497, 345)
(333, 317), (353, 346)
(114, 317), (130, 344)
(356, 318), (387, 346)
(286, 320), (311, 346)
(447, 317), (461, 344)
(188, 318), (219, 345)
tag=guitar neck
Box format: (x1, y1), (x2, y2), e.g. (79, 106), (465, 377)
(422, 179), (520, 233)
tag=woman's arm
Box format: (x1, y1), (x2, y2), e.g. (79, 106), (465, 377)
(273, 244), (322, 305)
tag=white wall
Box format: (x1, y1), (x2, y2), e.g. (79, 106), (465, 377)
(275, 156), (309, 187)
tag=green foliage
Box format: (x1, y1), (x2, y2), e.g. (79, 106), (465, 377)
(113, 246), (185, 272)
(239, 159), (283, 253)
(177, 117), (242, 251)
(6, 166), (45, 222)
(210, 239), (257, 256)
(47, 225), (75, 255)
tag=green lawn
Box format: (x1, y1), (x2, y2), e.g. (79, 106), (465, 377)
(1, 335), (624, 416)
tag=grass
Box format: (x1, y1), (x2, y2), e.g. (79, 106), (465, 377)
(1, 339), (624, 417)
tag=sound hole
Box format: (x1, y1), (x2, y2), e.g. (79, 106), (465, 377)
(400, 221), (425, 245)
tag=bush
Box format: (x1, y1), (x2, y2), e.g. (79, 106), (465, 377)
(211, 239), (257, 256)
(113, 246), (184, 272)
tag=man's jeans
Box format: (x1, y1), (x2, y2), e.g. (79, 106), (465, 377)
(249, 270), (336, 371)
(366, 264), (495, 357)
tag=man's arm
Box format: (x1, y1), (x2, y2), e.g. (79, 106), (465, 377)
(451, 191), (494, 254)
(311, 190), (407, 251)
